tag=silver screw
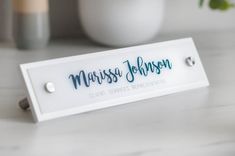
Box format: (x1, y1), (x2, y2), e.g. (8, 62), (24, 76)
(185, 57), (196, 67)
(44, 82), (56, 93)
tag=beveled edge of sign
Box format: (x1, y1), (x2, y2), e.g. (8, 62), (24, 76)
(20, 38), (194, 69)
(20, 65), (42, 122)
(19, 38), (209, 122)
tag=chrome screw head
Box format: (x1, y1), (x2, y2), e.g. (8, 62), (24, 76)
(185, 57), (196, 67)
(44, 82), (56, 93)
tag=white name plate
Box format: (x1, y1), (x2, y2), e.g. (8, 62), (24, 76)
(20, 38), (209, 122)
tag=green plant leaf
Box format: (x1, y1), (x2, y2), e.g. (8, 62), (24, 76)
(199, 0), (204, 7)
(209, 0), (229, 10)
(199, 0), (234, 10)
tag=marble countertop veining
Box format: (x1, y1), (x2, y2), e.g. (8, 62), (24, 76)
(0, 31), (235, 156)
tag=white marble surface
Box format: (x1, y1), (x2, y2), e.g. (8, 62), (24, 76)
(0, 31), (235, 156)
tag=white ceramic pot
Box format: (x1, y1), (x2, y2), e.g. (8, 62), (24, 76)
(78, 0), (164, 47)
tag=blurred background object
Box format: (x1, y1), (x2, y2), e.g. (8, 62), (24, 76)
(49, 0), (82, 38)
(12, 0), (50, 49)
(0, 0), (12, 42)
(0, 0), (235, 47)
(78, 0), (164, 47)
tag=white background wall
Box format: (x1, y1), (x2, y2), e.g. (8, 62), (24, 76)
(0, 0), (235, 40)
(162, 0), (235, 34)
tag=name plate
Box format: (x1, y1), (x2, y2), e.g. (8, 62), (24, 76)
(20, 38), (209, 122)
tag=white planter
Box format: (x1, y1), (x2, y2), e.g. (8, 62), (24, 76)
(78, 0), (164, 47)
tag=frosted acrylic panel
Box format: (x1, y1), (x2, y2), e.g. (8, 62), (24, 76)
(21, 38), (209, 122)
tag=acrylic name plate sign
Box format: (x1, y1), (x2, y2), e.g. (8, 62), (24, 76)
(20, 38), (209, 122)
